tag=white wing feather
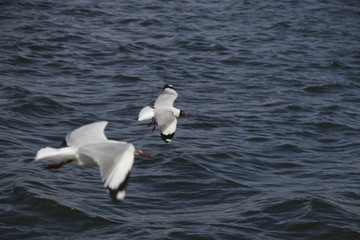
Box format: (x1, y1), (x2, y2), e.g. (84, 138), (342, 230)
(79, 142), (134, 190)
(155, 109), (177, 135)
(154, 88), (178, 109)
(66, 121), (108, 147)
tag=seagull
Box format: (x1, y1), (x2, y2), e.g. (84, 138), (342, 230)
(138, 84), (189, 143)
(34, 121), (150, 203)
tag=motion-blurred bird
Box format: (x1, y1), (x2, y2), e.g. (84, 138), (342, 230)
(35, 121), (150, 203)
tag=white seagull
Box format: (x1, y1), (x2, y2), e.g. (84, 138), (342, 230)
(34, 121), (150, 203)
(138, 84), (189, 143)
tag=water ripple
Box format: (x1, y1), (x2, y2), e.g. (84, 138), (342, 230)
(1, 0), (360, 239)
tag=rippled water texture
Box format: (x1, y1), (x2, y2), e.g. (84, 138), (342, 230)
(1, 0), (360, 239)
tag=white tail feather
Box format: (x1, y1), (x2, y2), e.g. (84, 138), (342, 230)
(35, 147), (76, 161)
(138, 106), (154, 121)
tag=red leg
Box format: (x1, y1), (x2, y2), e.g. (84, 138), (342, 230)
(147, 118), (154, 127)
(147, 118), (156, 132)
(45, 159), (73, 169)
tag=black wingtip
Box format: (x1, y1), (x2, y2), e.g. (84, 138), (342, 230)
(161, 132), (175, 143)
(163, 84), (175, 90)
(108, 193), (122, 204)
(107, 172), (131, 204)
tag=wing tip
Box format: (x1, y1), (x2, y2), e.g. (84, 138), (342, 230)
(163, 84), (175, 90)
(106, 172), (131, 204)
(107, 188), (126, 204)
(161, 132), (175, 143)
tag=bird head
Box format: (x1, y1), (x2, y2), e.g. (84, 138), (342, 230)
(180, 110), (190, 117)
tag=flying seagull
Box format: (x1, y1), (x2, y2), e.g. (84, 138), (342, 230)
(138, 84), (189, 143)
(35, 121), (150, 203)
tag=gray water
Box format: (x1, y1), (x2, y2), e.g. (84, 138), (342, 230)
(1, 0), (360, 239)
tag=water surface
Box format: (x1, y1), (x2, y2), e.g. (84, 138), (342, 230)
(1, 0), (360, 239)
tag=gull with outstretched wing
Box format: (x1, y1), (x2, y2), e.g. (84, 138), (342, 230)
(138, 84), (189, 143)
(35, 121), (150, 203)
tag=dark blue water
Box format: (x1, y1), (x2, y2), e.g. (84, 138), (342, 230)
(1, 0), (360, 239)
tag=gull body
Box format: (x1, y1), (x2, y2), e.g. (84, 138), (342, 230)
(35, 121), (149, 203)
(138, 84), (189, 143)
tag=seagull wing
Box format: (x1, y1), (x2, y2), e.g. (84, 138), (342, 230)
(155, 109), (177, 143)
(154, 87), (178, 109)
(65, 121), (108, 147)
(79, 141), (135, 203)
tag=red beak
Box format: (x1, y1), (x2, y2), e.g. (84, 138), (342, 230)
(139, 152), (150, 158)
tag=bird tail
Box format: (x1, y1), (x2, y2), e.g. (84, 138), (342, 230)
(138, 106), (155, 121)
(35, 147), (76, 162)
